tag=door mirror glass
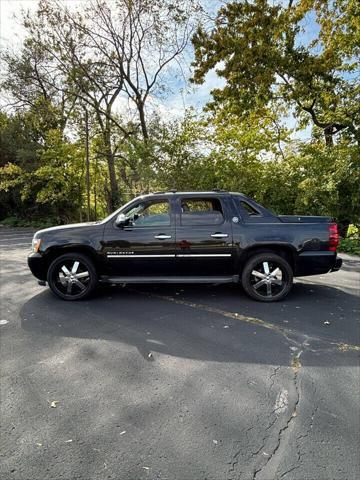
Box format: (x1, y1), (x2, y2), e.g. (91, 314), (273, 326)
(115, 213), (128, 227)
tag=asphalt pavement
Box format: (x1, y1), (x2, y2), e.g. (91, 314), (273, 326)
(0, 227), (359, 480)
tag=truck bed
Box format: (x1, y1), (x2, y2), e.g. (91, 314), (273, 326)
(278, 215), (333, 224)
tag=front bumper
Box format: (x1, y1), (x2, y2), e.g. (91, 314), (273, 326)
(28, 252), (47, 281)
(294, 251), (342, 277)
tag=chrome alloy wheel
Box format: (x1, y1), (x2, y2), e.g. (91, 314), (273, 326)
(55, 260), (90, 297)
(250, 261), (285, 299)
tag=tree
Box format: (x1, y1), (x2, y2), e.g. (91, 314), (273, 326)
(1, 0), (199, 211)
(191, 0), (360, 146)
(0, 126), (85, 222)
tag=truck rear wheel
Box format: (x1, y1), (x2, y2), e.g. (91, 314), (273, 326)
(241, 253), (293, 302)
(47, 253), (97, 300)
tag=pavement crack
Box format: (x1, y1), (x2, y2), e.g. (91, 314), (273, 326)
(278, 401), (319, 479)
(269, 366), (281, 390)
(228, 365), (283, 480)
(252, 348), (303, 480)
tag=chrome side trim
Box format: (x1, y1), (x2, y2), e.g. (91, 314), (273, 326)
(107, 253), (232, 258)
(177, 253), (232, 257)
(107, 254), (175, 258)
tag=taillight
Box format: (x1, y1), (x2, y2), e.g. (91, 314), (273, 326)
(328, 223), (339, 251)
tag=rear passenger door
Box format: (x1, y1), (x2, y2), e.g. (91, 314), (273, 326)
(174, 196), (234, 277)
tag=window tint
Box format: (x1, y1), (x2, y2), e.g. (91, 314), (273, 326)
(125, 200), (170, 227)
(180, 198), (224, 225)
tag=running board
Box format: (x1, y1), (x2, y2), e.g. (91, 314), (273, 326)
(100, 275), (239, 284)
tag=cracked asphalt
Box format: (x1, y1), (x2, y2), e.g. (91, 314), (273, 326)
(0, 227), (359, 480)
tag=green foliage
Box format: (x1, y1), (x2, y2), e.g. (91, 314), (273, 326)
(0, 119), (85, 223)
(0, 216), (55, 228)
(339, 238), (360, 256)
(339, 226), (360, 256)
(192, 0), (360, 145)
(25, 129), (84, 209)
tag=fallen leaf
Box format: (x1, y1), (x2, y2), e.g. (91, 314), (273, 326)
(324, 321), (330, 325)
(50, 401), (59, 408)
(120, 431), (126, 435)
(36, 443), (42, 447)
(65, 439), (72, 443)
(142, 466), (150, 470)
(213, 439), (218, 445)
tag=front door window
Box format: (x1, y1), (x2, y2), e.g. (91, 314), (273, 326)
(124, 200), (170, 227)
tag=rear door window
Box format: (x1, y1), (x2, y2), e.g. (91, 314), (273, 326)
(180, 198), (224, 225)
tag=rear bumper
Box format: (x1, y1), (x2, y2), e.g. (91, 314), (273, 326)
(28, 253), (47, 281)
(294, 251), (342, 277)
(331, 257), (342, 272)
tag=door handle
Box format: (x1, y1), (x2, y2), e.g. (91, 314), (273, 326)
(211, 233), (228, 238)
(154, 234), (172, 240)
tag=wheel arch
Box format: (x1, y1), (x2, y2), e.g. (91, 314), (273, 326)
(239, 244), (296, 272)
(44, 245), (99, 271)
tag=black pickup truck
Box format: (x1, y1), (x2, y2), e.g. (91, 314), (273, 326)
(28, 191), (342, 302)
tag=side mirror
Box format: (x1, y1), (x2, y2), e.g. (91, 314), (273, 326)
(115, 213), (127, 227)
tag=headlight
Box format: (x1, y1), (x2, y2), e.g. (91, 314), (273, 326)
(32, 238), (42, 253)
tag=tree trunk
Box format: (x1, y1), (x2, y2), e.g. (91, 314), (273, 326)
(324, 126), (334, 147)
(103, 127), (120, 213)
(106, 152), (120, 212)
(137, 98), (148, 141)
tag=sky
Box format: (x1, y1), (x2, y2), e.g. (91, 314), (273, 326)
(0, 0), (315, 138)
(0, 0), (225, 117)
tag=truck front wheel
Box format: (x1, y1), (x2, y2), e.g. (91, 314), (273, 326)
(47, 253), (98, 301)
(241, 253), (293, 302)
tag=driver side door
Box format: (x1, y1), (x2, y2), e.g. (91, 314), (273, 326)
(102, 198), (176, 277)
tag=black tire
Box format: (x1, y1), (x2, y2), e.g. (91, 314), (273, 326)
(47, 253), (98, 301)
(241, 252), (293, 302)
